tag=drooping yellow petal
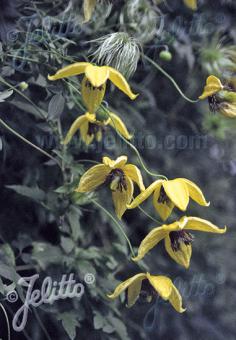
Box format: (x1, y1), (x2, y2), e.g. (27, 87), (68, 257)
(219, 102), (236, 118)
(199, 75), (224, 99)
(107, 66), (138, 100)
(132, 224), (174, 261)
(108, 112), (132, 140)
(180, 178), (210, 207)
(102, 155), (128, 169)
(183, 0), (197, 10)
(153, 186), (175, 221)
(48, 62), (89, 80)
(112, 176), (134, 219)
(146, 274), (172, 300)
(96, 129), (103, 142)
(163, 179), (189, 211)
(127, 180), (163, 209)
(107, 273), (147, 299)
(164, 235), (192, 269)
(183, 217), (227, 234)
(81, 76), (106, 114)
(85, 65), (109, 87)
(169, 284), (186, 313)
(127, 276), (143, 308)
(76, 164), (109, 192)
(83, 0), (97, 23)
(63, 115), (88, 145)
(124, 164), (145, 191)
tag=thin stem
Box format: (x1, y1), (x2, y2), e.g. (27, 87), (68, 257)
(0, 76), (47, 119)
(0, 117), (61, 167)
(105, 108), (168, 180)
(0, 303), (10, 340)
(77, 159), (100, 164)
(143, 54), (199, 103)
(91, 199), (136, 258)
(32, 308), (52, 340)
(138, 206), (162, 224)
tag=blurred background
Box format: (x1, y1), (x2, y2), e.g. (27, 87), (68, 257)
(0, 0), (235, 339)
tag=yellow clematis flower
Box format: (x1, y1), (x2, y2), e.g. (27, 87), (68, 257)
(107, 272), (185, 312)
(199, 75), (224, 100)
(76, 156), (145, 219)
(127, 178), (209, 221)
(183, 0), (197, 10)
(48, 62), (138, 114)
(132, 216), (227, 268)
(63, 110), (132, 145)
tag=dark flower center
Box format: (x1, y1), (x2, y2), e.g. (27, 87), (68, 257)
(158, 186), (169, 204)
(169, 230), (194, 252)
(85, 79), (105, 91)
(208, 95), (220, 112)
(87, 122), (101, 136)
(105, 168), (127, 192)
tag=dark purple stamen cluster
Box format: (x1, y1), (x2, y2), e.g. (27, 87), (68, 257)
(169, 230), (194, 252)
(158, 186), (169, 204)
(85, 79), (104, 91)
(208, 95), (220, 112)
(87, 123), (100, 136)
(105, 168), (127, 192)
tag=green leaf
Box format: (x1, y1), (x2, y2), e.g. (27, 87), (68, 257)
(0, 90), (13, 102)
(11, 100), (47, 118)
(57, 312), (79, 340)
(61, 236), (75, 254)
(67, 206), (82, 242)
(0, 244), (15, 266)
(6, 185), (46, 203)
(48, 93), (65, 120)
(32, 242), (63, 269)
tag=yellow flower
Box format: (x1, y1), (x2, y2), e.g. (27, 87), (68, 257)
(76, 156), (145, 219)
(199, 75), (224, 100)
(219, 102), (236, 118)
(107, 272), (185, 312)
(48, 62), (138, 114)
(183, 0), (197, 10)
(132, 216), (227, 268)
(127, 178), (209, 221)
(63, 111), (132, 145)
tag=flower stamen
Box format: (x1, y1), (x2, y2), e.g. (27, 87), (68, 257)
(170, 230), (194, 252)
(106, 168), (127, 192)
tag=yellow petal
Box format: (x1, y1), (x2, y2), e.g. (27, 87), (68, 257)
(76, 164), (109, 192)
(146, 274), (172, 300)
(127, 276), (143, 308)
(153, 186), (175, 221)
(127, 180), (163, 209)
(163, 179), (189, 211)
(179, 178), (210, 206)
(220, 102), (236, 118)
(103, 155), (128, 169)
(108, 112), (132, 140)
(83, 0), (97, 23)
(81, 76), (106, 114)
(63, 115), (87, 145)
(48, 62), (89, 80)
(124, 164), (145, 191)
(107, 66), (138, 100)
(112, 176), (134, 219)
(183, 217), (227, 233)
(199, 75), (223, 99)
(107, 273), (147, 299)
(169, 284), (186, 313)
(96, 129), (102, 142)
(132, 224), (173, 261)
(85, 65), (109, 87)
(164, 235), (192, 269)
(183, 0), (197, 10)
